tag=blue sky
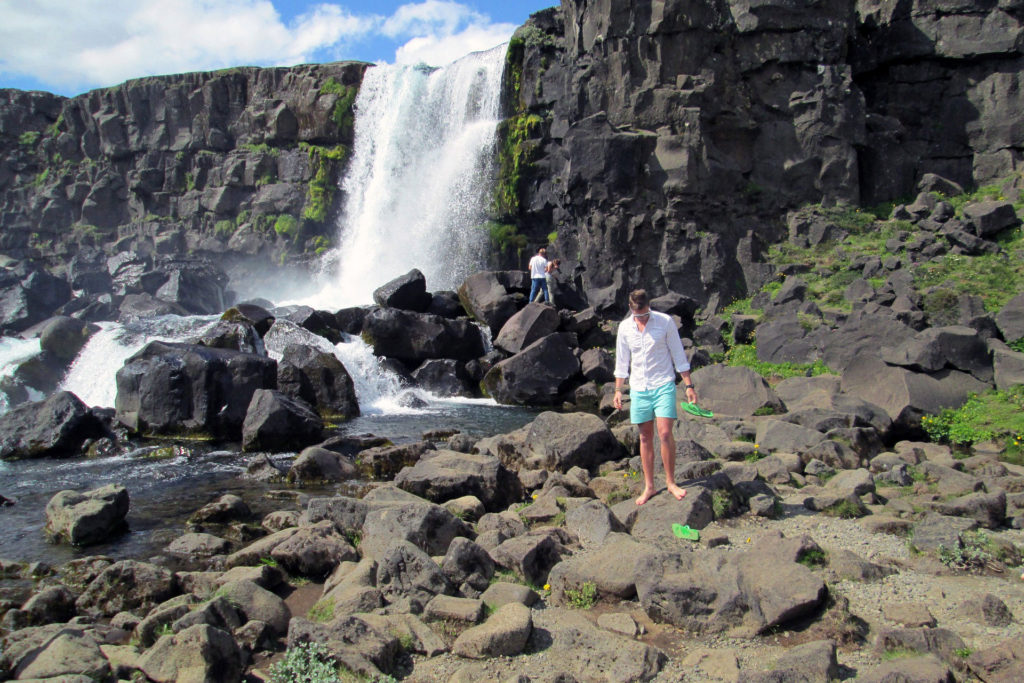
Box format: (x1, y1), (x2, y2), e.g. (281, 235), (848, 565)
(0, 0), (556, 96)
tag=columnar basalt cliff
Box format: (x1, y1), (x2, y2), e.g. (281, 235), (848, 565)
(499, 0), (1024, 312)
(0, 63), (367, 281)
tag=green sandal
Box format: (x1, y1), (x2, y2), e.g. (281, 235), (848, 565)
(672, 523), (700, 541)
(680, 402), (714, 418)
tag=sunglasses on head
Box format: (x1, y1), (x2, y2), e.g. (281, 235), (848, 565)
(632, 311), (650, 318)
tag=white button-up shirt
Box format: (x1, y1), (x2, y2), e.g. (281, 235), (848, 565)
(614, 310), (690, 391)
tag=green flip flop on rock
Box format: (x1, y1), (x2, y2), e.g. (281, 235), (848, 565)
(680, 402), (714, 418)
(672, 523), (700, 541)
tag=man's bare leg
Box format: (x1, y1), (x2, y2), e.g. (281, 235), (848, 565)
(636, 420), (657, 505)
(658, 416), (687, 500)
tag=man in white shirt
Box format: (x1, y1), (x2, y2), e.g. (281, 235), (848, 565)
(613, 289), (697, 505)
(528, 247), (549, 303)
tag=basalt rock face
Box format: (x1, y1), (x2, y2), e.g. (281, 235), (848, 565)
(503, 0), (1024, 313)
(0, 62), (368, 279)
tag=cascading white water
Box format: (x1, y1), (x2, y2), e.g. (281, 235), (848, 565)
(59, 316), (219, 408)
(306, 44), (506, 309)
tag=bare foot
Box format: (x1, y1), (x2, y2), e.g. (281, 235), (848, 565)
(666, 483), (687, 500)
(635, 488), (656, 505)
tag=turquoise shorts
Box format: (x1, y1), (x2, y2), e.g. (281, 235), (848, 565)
(630, 380), (678, 424)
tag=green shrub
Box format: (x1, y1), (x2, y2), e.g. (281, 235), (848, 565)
(274, 215), (300, 240)
(214, 219), (236, 239)
(823, 498), (866, 519)
(547, 230), (557, 244)
(565, 581), (598, 609)
(302, 144), (348, 222)
(268, 642), (340, 683)
(921, 386), (1024, 458)
(712, 489), (733, 519)
(797, 548), (827, 567)
(18, 131), (40, 146)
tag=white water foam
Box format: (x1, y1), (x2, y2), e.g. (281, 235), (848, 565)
(59, 315), (219, 408)
(303, 44), (506, 309)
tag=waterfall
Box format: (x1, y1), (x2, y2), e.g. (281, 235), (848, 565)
(59, 316), (219, 409)
(307, 43), (507, 309)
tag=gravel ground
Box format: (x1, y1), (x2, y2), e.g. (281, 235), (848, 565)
(398, 505), (1024, 682)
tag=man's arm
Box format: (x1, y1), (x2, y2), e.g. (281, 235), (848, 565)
(613, 324), (630, 410)
(665, 319), (697, 403)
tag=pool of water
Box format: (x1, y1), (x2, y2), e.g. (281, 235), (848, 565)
(0, 399), (538, 567)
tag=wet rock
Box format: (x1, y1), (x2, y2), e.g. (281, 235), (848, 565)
(115, 341), (276, 439)
(287, 446), (358, 485)
(241, 389), (323, 452)
(457, 271), (519, 336)
(189, 494), (252, 526)
(0, 391), (104, 460)
(362, 307), (485, 364)
(373, 268), (431, 312)
(44, 483), (129, 546)
(38, 316), (100, 361)
(410, 358), (476, 397)
(277, 342), (359, 419)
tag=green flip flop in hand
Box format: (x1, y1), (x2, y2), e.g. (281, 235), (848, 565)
(680, 402), (714, 418)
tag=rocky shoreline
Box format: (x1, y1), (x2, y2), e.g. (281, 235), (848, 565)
(0, 207), (1023, 679)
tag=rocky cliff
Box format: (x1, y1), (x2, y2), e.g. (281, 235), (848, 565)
(500, 0), (1024, 312)
(0, 62), (367, 286)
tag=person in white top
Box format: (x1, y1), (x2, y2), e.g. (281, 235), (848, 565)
(613, 289), (697, 505)
(528, 247), (549, 304)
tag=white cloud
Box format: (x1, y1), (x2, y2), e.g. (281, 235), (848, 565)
(0, 0), (517, 92)
(0, 0), (375, 92)
(385, 1), (516, 67)
(394, 23), (516, 66)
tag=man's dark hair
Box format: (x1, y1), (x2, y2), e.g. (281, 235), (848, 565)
(628, 289), (649, 311)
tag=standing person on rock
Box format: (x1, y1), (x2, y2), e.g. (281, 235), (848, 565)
(613, 289), (697, 505)
(528, 247), (549, 304)
(544, 258), (561, 308)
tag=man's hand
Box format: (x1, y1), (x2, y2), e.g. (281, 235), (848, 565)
(613, 389), (623, 411)
(685, 386), (697, 404)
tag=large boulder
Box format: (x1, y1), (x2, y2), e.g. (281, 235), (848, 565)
(241, 389), (323, 452)
(154, 264), (228, 315)
(818, 306), (918, 372)
(277, 343), (359, 420)
(636, 533), (827, 634)
(360, 500), (472, 559)
(45, 484), (129, 546)
(361, 307), (485, 364)
(997, 293), (1024, 343)
(482, 333), (582, 405)
(287, 615), (399, 678)
(75, 560), (178, 617)
(394, 450), (523, 511)
(376, 540), (453, 608)
(452, 602), (533, 659)
(689, 365), (785, 417)
(0, 269), (72, 334)
(38, 316), (100, 362)
(882, 325), (993, 382)
(114, 341), (276, 439)
(0, 391), (103, 460)
(841, 353), (990, 433)
(137, 623), (243, 683)
(457, 271), (519, 335)
(519, 411), (625, 472)
(410, 358), (476, 397)
(494, 302), (561, 354)
(373, 268), (432, 312)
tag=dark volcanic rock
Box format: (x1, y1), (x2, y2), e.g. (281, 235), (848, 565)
(373, 268), (432, 312)
(114, 341), (276, 438)
(241, 389), (323, 453)
(482, 333), (581, 405)
(393, 450), (523, 511)
(0, 391), (103, 460)
(277, 343), (359, 419)
(45, 484), (129, 546)
(361, 307), (485, 364)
